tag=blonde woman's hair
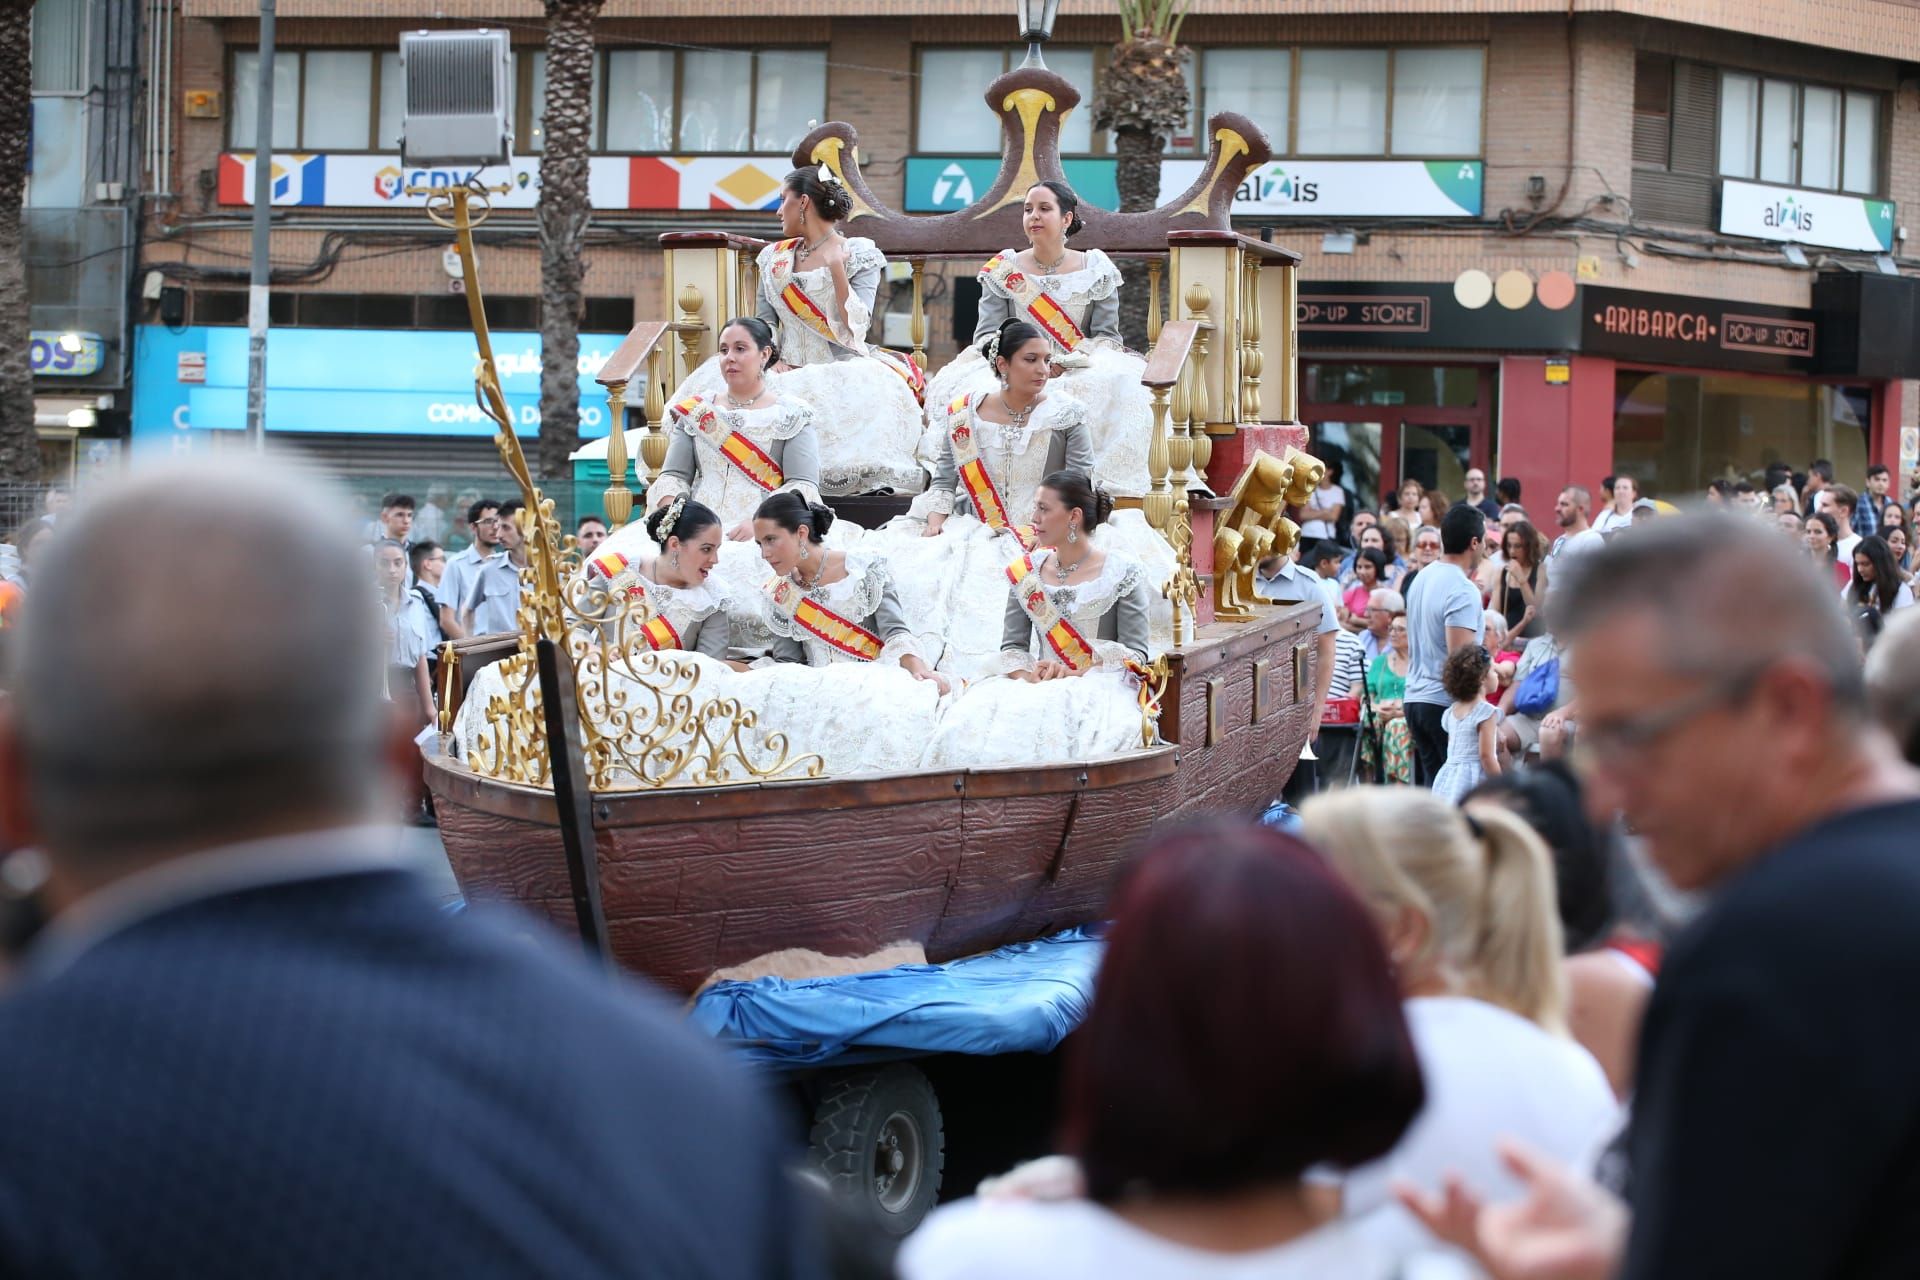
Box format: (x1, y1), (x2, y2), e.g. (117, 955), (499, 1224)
(1301, 787), (1567, 1033)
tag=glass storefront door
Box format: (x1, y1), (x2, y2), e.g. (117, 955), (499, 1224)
(1612, 370), (1873, 497)
(1301, 362), (1494, 511)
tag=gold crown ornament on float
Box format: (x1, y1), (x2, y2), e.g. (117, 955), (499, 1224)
(417, 178), (821, 791)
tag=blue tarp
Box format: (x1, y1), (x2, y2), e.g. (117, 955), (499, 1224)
(688, 927), (1104, 1068)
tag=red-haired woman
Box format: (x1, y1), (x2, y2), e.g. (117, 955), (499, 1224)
(899, 819), (1424, 1278)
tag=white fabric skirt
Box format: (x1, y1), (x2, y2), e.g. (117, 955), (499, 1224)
(921, 346), (1155, 497)
(865, 510), (1177, 683)
(922, 668), (1149, 769)
(676, 354), (927, 497)
(455, 647), (947, 782)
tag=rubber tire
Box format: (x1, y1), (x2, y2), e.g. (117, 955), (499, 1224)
(807, 1063), (946, 1237)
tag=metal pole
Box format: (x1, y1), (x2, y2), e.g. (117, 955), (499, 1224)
(245, 0), (277, 452)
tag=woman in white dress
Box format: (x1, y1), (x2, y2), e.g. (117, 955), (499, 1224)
(922, 181), (1154, 496)
(583, 497), (733, 662)
(885, 319), (1174, 680)
(712, 490), (951, 777)
(924, 473), (1160, 768)
(668, 166), (925, 498)
(593, 316), (841, 651)
(1298, 788), (1622, 1268)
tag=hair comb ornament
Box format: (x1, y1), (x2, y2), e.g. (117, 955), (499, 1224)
(816, 162), (844, 191)
(662, 492), (689, 538)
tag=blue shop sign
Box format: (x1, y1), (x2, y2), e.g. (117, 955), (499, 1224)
(131, 325), (632, 442)
(31, 330), (106, 378)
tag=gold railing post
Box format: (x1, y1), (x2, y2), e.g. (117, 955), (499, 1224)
(640, 345), (669, 486)
(1186, 281), (1214, 483)
(675, 284), (704, 377)
(909, 258), (928, 371)
(1241, 257), (1264, 425)
(1146, 258), (1164, 353)
(1144, 384), (1174, 534)
(603, 378), (634, 529)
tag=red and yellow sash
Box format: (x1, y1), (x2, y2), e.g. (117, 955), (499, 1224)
(673, 394), (783, 492)
(767, 238), (926, 403)
(764, 575), (884, 662)
(948, 395), (1037, 550)
(639, 614), (682, 651)
(982, 254), (1086, 353)
(1006, 552), (1095, 672)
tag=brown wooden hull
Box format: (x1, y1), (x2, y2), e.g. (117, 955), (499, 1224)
(429, 602), (1320, 994)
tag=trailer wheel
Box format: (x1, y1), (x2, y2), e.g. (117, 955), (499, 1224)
(807, 1063), (945, 1236)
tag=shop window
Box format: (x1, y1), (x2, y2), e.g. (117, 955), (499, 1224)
(358, 295), (415, 328)
(583, 297), (636, 332)
(1304, 363), (1480, 409)
(30, 0), (87, 94)
(191, 289), (292, 325)
(521, 50), (603, 154)
(1612, 370), (1872, 496)
(1631, 56), (1718, 226)
(230, 49), (406, 151)
(1185, 46), (1482, 158)
(416, 295), (477, 330)
(1719, 71), (1879, 195)
(916, 47), (1102, 154)
(597, 47), (824, 154)
(296, 295), (358, 327)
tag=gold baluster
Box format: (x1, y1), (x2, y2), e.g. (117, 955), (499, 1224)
(1242, 257), (1264, 425)
(1146, 258), (1164, 354)
(1168, 330), (1193, 504)
(1184, 282), (1213, 489)
(603, 377), (634, 529)
(1144, 384), (1173, 534)
(909, 258), (928, 371)
(675, 283), (705, 379)
(640, 345), (669, 487)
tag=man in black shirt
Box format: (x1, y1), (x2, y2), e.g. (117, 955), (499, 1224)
(1401, 515), (1920, 1280)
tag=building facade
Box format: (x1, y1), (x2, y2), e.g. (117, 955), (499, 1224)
(130, 0), (1920, 505)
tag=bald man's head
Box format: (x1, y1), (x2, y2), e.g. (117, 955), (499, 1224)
(7, 462), (389, 867)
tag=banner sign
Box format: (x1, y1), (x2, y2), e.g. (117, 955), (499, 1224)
(1718, 179), (1895, 253)
(1297, 281), (1578, 351)
(906, 157), (1483, 218)
(30, 330), (105, 378)
(218, 153), (792, 212)
(130, 325), (633, 441)
(1581, 285), (1819, 374)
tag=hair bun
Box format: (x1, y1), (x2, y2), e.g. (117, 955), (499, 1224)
(1094, 487), (1115, 524)
(808, 501), (836, 539)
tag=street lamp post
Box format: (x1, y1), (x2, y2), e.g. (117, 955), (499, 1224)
(245, 0), (277, 453)
(1016, 0), (1060, 68)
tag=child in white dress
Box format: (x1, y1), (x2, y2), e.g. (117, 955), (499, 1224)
(1432, 644), (1500, 803)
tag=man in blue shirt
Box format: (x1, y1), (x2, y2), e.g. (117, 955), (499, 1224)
(1403, 504), (1487, 784)
(1256, 542), (1340, 739)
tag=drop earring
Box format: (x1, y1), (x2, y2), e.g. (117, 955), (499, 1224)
(1067, 524), (1078, 544)
(670, 550), (681, 571)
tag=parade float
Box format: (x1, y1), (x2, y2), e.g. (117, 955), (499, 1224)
(417, 34), (1328, 1001)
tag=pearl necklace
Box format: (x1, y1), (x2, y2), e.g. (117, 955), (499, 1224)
(1049, 547), (1088, 582)
(724, 386), (764, 410)
(1033, 249), (1068, 275)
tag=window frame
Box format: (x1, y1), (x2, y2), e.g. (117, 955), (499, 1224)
(226, 47), (398, 152)
(1715, 68), (1882, 197)
(910, 44), (1112, 156)
(563, 45), (830, 155)
(1184, 44), (1487, 159)
(30, 0), (91, 97)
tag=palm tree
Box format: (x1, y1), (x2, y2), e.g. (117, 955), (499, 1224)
(1093, 0), (1193, 350)
(536, 0), (604, 493)
(0, 1), (39, 484)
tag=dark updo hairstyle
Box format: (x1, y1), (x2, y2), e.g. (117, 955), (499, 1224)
(720, 315), (779, 370)
(1041, 470), (1114, 533)
(755, 489), (836, 542)
(980, 317), (1047, 369)
(644, 497), (721, 547)
(1028, 180), (1087, 236)
(783, 166), (851, 223)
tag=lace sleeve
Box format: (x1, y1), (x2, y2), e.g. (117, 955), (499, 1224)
(1084, 250), (1124, 301)
(840, 238), (886, 346)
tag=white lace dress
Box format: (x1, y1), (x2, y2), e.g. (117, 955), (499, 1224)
(669, 236), (926, 498)
(879, 391), (1175, 681)
(922, 248), (1153, 496)
(923, 550), (1159, 768)
(727, 548), (948, 777)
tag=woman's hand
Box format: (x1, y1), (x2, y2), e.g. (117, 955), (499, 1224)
(724, 659), (751, 672)
(810, 236), (849, 275)
(726, 519), (753, 543)
(913, 667), (952, 696)
(922, 513), (948, 538)
(1032, 659), (1074, 681)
